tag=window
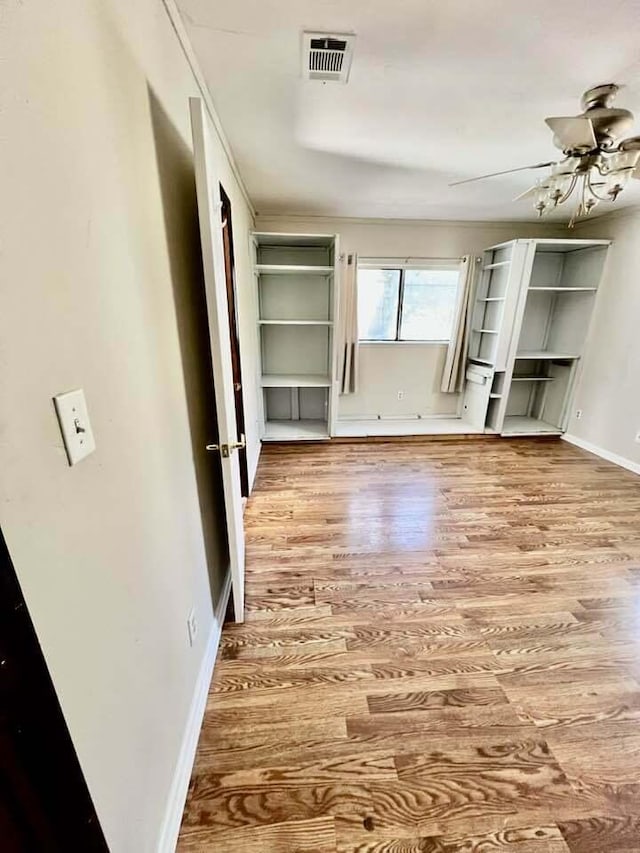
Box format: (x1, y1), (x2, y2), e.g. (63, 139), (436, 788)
(357, 263), (460, 342)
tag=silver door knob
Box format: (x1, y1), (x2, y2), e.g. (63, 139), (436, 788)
(205, 435), (245, 457)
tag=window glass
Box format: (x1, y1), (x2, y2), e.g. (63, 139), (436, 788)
(357, 268), (401, 340)
(357, 264), (460, 342)
(399, 269), (460, 341)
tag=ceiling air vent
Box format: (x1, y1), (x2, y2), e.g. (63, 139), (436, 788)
(302, 32), (355, 83)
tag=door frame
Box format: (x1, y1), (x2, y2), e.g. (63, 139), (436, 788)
(0, 528), (108, 850)
(190, 96), (246, 622)
(219, 184), (249, 498)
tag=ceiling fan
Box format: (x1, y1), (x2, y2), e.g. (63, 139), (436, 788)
(450, 84), (640, 225)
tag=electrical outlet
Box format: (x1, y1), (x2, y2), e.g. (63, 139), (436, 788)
(397, 390), (404, 400)
(635, 430), (640, 444)
(187, 608), (198, 647)
(575, 409), (583, 420)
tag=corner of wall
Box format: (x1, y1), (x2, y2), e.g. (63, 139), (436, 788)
(562, 433), (640, 477)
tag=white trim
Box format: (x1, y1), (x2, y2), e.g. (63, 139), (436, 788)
(156, 570), (232, 853)
(255, 214), (566, 230)
(334, 416), (482, 437)
(562, 433), (640, 476)
(359, 340), (451, 346)
(160, 0), (254, 215)
(359, 256), (461, 269)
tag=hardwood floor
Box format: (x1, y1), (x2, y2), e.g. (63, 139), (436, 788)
(177, 438), (640, 852)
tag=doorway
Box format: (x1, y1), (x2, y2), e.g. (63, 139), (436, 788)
(0, 529), (108, 851)
(219, 185), (249, 498)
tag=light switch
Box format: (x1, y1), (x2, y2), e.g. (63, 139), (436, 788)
(53, 389), (96, 466)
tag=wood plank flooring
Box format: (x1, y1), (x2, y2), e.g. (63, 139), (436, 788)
(177, 438), (640, 852)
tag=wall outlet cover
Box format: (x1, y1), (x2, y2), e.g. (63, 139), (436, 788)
(575, 409), (583, 420)
(53, 389), (96, 466)
(635, 430), (640, 444)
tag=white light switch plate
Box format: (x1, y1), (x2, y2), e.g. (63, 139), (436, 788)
(53, 389), (96, 466)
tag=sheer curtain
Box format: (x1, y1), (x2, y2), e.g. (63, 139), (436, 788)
(441, 254), (478, 393)
(338, 253), (359, 394)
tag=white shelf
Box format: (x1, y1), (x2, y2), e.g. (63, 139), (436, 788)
(479, 297), (506, 302)
(489, 393), (502, 399)
(468, 357), (494, 366)
(511, 375), (555, 382)
(502, 415), (562, 436)
(515, 351), (579, 360)
(483, 261), (511, 270)
(473, 328), (499, 334)
(263, 420), (329, 441)
(256, 264), (334, 276)
(253, 233), (334, 248)
(528, 286), (598, 292)
(259, 319), (333, 326)
(261, 374), (331, 388)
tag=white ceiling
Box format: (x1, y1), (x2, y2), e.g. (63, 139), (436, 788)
(178, 0), (640, 221)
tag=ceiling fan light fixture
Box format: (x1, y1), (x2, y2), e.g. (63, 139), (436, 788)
(533, 86), (640, 225)
(534, 180), (552, 215)
(607, 149), (640, 172)
(548, 172), (571, 200)
(451, 84), (639, 226)
(551, 157), (581, 176)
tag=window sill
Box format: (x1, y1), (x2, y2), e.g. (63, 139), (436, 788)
(358, 340), (451, 346)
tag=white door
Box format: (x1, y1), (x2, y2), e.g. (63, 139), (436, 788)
(189, 97), (245, 623)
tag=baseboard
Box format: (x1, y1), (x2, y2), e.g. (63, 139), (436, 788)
(563, 433), (640, 476)
(156, 569), (232, 853)
(334, 417), (484, 438)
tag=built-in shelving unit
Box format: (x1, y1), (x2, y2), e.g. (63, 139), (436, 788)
(529, 286), (597, 292)
(260, 420), (330, 440)
(502, 415), (563, 435)
(511, 375), (555, 382)
(260, 374), (332, 388)
(515, 351), (580, 360)
(463, 238), (610, 436)
(252, 232), (339, 441)
(258, 319), (333, 326)
(255, 264), (335, 275)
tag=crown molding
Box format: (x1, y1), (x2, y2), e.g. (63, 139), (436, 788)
(161, 0), (255, 215)
(254, 212), (566, 232)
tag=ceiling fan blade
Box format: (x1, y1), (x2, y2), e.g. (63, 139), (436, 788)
(449, 161), (556, 187)
(619, 135), (640, 152)
(545, 116), (596, 151)
(513, 185), (539, 201)
(616, 138), (640, 177)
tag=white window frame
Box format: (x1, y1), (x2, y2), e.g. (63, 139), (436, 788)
(357, 257), (461, 344)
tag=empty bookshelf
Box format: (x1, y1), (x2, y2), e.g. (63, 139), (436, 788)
(252, 232), (340, 441)
(463, 238), (610, 436)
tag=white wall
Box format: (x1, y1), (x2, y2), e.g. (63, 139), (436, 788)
(567, 209), (640, 469)
(1, 1), (257, 850)
(257, 215), (563, 420)
(340, 343), (457, 418)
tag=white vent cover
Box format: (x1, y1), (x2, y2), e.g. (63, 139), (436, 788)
(302, 32), (355, 83)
